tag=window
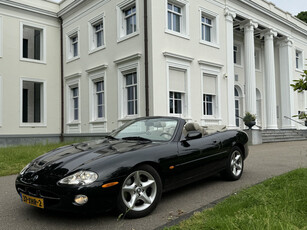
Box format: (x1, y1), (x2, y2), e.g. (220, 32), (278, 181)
(116, 55), (140, 119)
(117, 0), (138, 41)
(201, 16), (212, 42)
(0, 17), (2, 58)
(202, 74), (216, 117)
(234, 44), (241, 65)
(21, 79), (46, 125)
(168, 67), (187, 116)
(71, 35), (78, 57)
(21, 23), (45, 62)
(169, 91), (182, 114)
(95, 81), (105, 119)
(166, 0), (189, 37)
(65, 74), (81, 132)
(199, 8), (219, 47)
(203, 94), (214, 115)
(88, 68), (107, 123)
(0, 76), (2, 126)
(94, 22), (104, 48)
(168, 3), (182, 33)
(71, 87), (79, 121)
(296, 50), (303, 70)
(125, 72), (138, 115)
(255, 49), (260, 70)
(66, 28), (80, 61)
(89, 15), (105, 52)
(125, 5), (136, 35)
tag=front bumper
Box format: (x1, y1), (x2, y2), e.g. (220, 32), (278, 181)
(15, 175), (121, 213)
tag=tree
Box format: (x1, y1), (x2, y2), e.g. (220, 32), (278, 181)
(291, 69), (307, 92)
(296, 11), (307, 23)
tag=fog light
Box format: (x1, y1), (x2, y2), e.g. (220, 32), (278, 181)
(74, 195), (88, 205)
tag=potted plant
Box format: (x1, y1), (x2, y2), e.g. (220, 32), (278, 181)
(293, 112), (307, 126)
(243, 112), (256, 129)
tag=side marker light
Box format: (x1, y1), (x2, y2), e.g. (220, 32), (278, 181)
(102, 182), (119, 188)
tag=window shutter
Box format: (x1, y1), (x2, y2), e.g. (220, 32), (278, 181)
(203, 74), (216, 95)
(169, 68), (185, 92)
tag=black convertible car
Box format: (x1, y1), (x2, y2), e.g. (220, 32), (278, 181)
(16, 116), (248, 218)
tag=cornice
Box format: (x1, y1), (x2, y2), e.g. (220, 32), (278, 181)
(114, 53), (142, 65)
(86, 64), (108, 73)
(64, 72), (82, 80)
(0, 0), (58, 18)
(198, 60), (224, 68)
(58, 0), (86, 17)
(234, 0), (307, 37)
(163, 52), (194, 62)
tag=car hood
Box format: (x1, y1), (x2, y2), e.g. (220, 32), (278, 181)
(22, 139), (158, 182)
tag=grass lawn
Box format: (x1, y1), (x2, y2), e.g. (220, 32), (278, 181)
(165, 168), (307, 230)
(0, 142), (75, 176)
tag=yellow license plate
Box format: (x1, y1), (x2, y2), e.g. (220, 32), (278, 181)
(21, 193), (44, 209)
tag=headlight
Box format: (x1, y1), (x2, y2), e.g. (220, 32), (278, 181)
(58, 171), (98, 185)
(20, 163), (31, 175)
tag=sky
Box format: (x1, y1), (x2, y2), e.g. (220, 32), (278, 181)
(268, 0), (306, 16)
(49, 0), (306, 16)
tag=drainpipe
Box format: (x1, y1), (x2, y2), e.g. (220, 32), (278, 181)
(144, 0), (149, 116)
(60, 17), (64, 142)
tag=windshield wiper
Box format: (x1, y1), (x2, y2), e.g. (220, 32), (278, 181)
(122, 136), (152, 142)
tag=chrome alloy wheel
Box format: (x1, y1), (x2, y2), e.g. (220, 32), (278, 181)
(121, 170), (157, 212)
(230, 150), (243, 177)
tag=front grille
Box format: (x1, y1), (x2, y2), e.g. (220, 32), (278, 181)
(17, 185), (60, 200)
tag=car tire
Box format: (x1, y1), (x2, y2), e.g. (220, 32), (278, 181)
(222, 146), (244, 181)
(117, 165), (162, 218)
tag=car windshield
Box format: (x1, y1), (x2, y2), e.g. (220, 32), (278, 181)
(113, 118), (178, 142)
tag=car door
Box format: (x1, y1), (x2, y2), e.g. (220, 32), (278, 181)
(174, 133), (222, 184)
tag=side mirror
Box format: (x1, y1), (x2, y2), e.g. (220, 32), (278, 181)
(185, 131), (202, 140)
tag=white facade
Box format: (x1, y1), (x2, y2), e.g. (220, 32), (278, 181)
(0, 0), (307, 140)
(0, 0), (61, 137)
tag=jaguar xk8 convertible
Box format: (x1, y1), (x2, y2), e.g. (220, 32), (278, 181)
(16, 116), (248, 218)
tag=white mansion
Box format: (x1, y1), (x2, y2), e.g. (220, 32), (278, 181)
(0, 0), (306, 145)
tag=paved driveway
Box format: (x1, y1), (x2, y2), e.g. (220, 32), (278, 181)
(0, 141), (306, 230)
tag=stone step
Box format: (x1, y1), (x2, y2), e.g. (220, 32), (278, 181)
(263, 137), (307, 143)
(261, 129), (307, 143)
(262, 134), (303, 138)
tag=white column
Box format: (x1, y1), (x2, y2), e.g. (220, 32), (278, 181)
(240, 19), (258, 116)
(261, 29), (278, 129)
(225, 8), (236, 129)
(278, 37), (296, 129)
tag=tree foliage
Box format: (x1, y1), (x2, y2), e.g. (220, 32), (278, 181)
(296, 11), (307, 23)
(291, 70), (307, 92)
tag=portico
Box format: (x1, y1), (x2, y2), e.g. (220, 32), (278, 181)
(228, 12), (297, 130)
